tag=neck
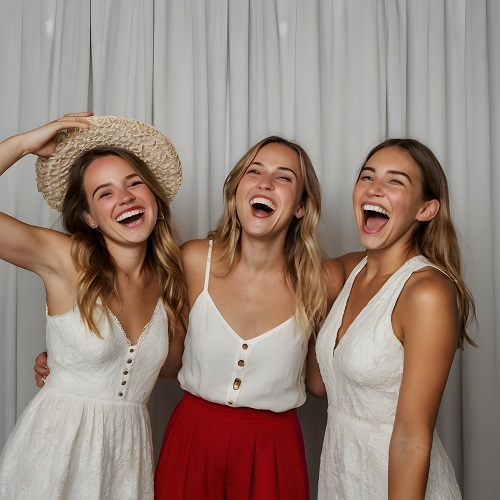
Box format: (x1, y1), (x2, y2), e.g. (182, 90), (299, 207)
(237, 233), (287, 273)
(364, 244), (417, 280)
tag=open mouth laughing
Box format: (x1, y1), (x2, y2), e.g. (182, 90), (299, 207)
(250, 197), (276, 215)
(362, 204), (390, 233)
(116, 208), (145, 225)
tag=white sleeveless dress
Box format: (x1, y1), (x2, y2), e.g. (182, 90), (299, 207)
(316, 256), (461, 499)
(0, 300), (168, 499)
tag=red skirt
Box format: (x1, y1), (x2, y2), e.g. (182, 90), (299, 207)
(155, 392), (310, 499)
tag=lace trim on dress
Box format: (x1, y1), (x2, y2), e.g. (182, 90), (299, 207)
(107, 299), (162, 347)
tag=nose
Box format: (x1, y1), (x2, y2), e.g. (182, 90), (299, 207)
(366, 179), (384, 197)
(118, 189), (136, 205)
(257, 173), (274, 191)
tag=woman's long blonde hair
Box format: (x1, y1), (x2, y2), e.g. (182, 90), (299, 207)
(361, 139), (476, 348)
(61, 146), (186, 339)
(209, 136), (327, 335)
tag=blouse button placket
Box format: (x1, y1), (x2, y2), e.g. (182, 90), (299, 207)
(118, 347), (137, 398)
(226, 342), (250, 406)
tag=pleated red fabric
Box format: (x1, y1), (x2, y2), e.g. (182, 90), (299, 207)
(155, 392), (310, 499)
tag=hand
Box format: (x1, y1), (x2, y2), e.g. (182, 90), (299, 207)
(34, 351), (50, 388)
(21, 112), (93, 158)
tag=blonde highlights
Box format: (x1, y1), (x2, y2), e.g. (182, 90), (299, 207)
(62, 146), (186, 338)
(210, 136), (327, 334)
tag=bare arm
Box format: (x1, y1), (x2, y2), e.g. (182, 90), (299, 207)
(388, 269), (458, 499)
(159, 307), (188, 379)
(305, 257), (344, 397)
(0, 113), (91, 275)
(158, 239), (208, 379)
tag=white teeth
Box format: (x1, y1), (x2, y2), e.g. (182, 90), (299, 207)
(250, 197), (276, 211)
(363, 204), (390, 217)
(116, 208), (144, 222)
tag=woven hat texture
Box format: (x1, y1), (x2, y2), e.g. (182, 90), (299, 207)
(36, 116), (182, 211)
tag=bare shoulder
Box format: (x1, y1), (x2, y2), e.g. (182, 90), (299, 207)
(180, 238), (211, 267)
(323, 258), (345, 309)
(402, 265), (457, 310)
(336, 251), (366, 277)
(395, 265), (458, 345)
(180, 238), (212, 306)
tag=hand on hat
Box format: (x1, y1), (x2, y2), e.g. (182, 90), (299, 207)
(21, 112), (93, 159)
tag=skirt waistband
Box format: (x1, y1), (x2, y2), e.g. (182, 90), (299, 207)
(181, 391), (298, 423)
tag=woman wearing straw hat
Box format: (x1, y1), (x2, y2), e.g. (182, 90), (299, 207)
(0, 113), (186, 499)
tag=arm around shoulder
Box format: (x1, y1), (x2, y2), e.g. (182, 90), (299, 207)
(159, 306), (188, 379)
(305, 336), (327, 398)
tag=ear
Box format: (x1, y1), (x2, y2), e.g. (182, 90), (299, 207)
(416, 199), (440, 222)
(295, 204), (305, 219)
(84, 212), (98, 229)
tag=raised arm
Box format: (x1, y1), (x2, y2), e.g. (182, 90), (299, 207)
(388, 268), (459, 499)
(0, 113), (91, 275)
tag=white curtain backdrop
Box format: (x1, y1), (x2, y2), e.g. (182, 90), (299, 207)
(0, 1), (498, 498)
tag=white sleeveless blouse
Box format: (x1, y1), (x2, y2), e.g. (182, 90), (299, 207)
(178, 240), (310, 412)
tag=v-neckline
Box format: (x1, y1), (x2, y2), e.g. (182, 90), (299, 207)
(334, 257), (410, 351)
(107, 298), (162, 346)
(203, 290), (294, 342)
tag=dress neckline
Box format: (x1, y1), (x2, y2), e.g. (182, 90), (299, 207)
(107, 298), (162, 346)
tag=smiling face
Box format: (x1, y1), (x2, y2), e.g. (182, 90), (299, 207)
(235, 142), (305, 240)
(82, 155), (159, 246)
(353, 146), (439, 251)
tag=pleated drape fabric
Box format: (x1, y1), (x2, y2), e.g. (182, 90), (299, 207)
(0, 1), (498, 498)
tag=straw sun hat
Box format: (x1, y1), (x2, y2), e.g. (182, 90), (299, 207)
(36, 116), (182, 211)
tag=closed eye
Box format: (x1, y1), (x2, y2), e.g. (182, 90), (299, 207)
(359, 175), (373, 182)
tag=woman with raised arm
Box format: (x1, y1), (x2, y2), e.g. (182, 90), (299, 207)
(0, 114), (186, 499)
(309, 139), (476, 499)
(154, 136), (343, 500)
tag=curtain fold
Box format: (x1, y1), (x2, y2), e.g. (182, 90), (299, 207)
(0, 1), (498, 497)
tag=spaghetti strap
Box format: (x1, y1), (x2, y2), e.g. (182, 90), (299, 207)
(203, 240), (213, 291)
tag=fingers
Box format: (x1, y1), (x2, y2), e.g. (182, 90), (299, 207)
(35, 351), (49, 368)
(55, 111), (94, 124)
(61, 112), (94, 117)
(34, 362), (49, 388)
(35, 373), (45, 388)
(34, 352), (50, 389)
(27, 114), (92, 158)
(34, 362), (50, 376)
(52, 112), (93, 131)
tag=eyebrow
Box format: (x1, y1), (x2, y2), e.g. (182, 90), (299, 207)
(360, 166), (412, 183)
(92, 173), (141, 198)
(250, 162), (298, 178)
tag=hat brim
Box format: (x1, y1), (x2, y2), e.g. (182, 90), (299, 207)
(36, 116), (182, 211)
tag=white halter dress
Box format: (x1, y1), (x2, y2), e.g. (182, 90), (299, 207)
(316, 256), (461, 499)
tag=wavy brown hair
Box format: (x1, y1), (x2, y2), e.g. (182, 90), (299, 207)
(361, 139), (476, 348)
(209, 136), (327, 335)
(61, 146), (186, 339)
